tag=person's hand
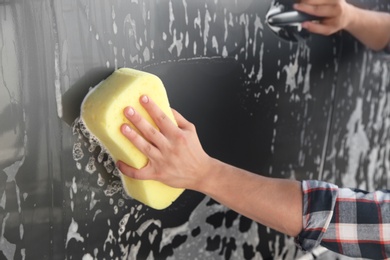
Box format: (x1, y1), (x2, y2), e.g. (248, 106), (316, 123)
(116, 95), (213, 190)
(294, 0), (353, 35)
(117, 96), (305, 238)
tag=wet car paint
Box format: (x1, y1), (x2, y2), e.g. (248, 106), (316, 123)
(0, 0), (389, 259)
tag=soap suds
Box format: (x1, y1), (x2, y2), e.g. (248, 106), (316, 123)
(54, 42), (63, 118)
(0, 213), (16, 260)
(66, 218), (85, 247)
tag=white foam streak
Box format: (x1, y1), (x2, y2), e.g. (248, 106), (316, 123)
(66, 218), (85, 247)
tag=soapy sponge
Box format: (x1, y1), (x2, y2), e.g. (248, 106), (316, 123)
(81, 68), (184, 210)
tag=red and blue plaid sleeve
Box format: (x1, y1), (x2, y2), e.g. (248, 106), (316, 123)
(321, 187), (390, 259)
(295, 180), (338, 251)
(295, 180), (390, 259)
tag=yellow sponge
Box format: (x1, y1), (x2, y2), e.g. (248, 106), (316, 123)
(81, 68), (184, 210)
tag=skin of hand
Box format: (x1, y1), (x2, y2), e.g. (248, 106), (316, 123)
(116, 95), (303, 237)
(294, 0), (352, 36)
(294, 0), (390, 51)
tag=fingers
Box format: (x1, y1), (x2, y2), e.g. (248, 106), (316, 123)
(118, 95), (207, 189)
(138, 95), (180, 139)
(123, 103), (166, 147)
(293, 0), (348, 36)
(120, 123), (161, 159)
(122, 95), (184, 158)
(298, 0), (339, 5)
(301, 21), (337, 35)
(294, 3), (341, 18)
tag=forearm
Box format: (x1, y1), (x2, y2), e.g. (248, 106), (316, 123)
(346, 5), (390, 51)
(119, 97), (304, 237)
(196, 158), (303, 237)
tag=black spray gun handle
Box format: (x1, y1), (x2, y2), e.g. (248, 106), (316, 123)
(267, 10), (320, 27)
(265, 2), (322, 43)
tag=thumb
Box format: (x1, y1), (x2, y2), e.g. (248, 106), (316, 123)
(172, 109), (194, 131)
(116, 160), (150, 180)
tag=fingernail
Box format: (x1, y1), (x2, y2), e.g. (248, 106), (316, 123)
(126, 107), (135, 117)
(141, 95), (149, 103)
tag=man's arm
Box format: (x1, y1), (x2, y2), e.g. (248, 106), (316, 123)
(294, 0), (390, 51)
(199, 159), (303, 237)
(116, 95), (303, 237)
(115, 96), (390, 258)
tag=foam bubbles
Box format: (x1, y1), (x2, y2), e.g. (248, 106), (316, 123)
(73, 142), (84, 161)
(104, 180), (123, 197)
(71, 117), (134, 209)
(119, 213), (130, 233)
(85, 156), (97, 174)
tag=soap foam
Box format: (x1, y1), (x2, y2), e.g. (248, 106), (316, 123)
(66, 218), (85, 247)
(104, 180), (123, 197)
(0, 213), (16, 260)
(71, 117), (133, 203)
(73, 142), (84, 161)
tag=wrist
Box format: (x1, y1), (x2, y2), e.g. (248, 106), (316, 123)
(192, 157), (225, 195)
(344, 4), (360, 33)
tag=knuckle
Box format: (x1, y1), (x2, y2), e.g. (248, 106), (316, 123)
(311, 5), (319, 14)
(143, 126), (158, 143)
(335, 4), (343, 13)
(144, 143), (153, 154)
(147, 126), (157, 137)
(175, 131), (187, 144)
(155, 113), (167, 124)
(188, 122), (196, 131)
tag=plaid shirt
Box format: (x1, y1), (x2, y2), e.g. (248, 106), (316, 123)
(295, 180), (390, 259)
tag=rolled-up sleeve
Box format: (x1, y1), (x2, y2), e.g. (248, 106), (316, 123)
(321, 187), (390, 259)
(294, 180), (338, 251)
(295, 180), (390, 259)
